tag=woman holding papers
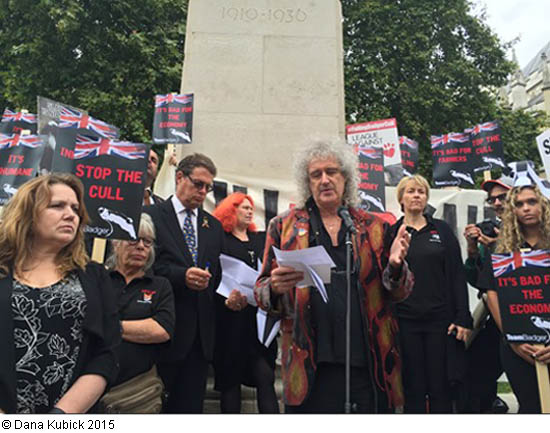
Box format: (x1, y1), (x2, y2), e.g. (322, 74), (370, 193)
(387, 175), (472, 413)
(212, 192), (279, 413)
(481, 184), (550, 413)
(0, 174), (119, 414)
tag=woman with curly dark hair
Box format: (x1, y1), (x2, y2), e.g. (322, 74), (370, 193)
(212, 192), (279, 413)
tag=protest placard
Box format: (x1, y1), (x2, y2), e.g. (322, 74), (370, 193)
(152, 93), (194, 144)
(431, 132), (476, 187)
(0, 108), (38, 135)
(51, 132), (148, 241)
(466, 120), (505, 172)
(491, 250), (550, 345)
(536, 129), (550, 180)
(0, 133), (45, 204)
(347, 123), (386, 212)
(399, 136), (419, 176)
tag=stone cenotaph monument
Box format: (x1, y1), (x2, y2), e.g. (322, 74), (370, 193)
(171, 0), (346, 226)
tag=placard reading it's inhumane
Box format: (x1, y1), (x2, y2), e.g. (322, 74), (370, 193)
(492, 250), (550, 345)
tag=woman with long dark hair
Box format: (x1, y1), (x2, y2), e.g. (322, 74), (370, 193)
(0, 174), (119, 414)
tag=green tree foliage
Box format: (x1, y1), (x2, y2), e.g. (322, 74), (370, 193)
(498, 107), (549, 164)
(342, 0), (521, 180)
(0, 0), (187, 143)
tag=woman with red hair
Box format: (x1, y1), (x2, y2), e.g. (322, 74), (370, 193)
(212, 192), (279, 413)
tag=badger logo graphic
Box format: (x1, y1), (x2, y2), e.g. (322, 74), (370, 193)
(97, 207), (137, 239)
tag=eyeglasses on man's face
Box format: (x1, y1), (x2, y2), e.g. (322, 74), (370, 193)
(127, 237), (154, 248)
(186, 174), (214, 193)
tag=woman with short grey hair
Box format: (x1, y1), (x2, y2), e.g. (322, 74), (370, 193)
(104, 213), (175, 412)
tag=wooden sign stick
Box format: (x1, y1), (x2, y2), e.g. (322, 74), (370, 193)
(91, 237), (107, 264)
(534, 345), (550, 413)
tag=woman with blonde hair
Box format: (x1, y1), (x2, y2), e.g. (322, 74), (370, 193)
(482, 184), (550, 413)
(0, 174), (120, 414)
(387, 174), (472, 413)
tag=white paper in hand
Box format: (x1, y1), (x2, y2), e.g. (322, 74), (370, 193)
(216, 253), (259, 306)
(273, 245), (334, 303)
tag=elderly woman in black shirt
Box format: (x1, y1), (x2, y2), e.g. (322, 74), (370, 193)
(387, 175), (472, 413)
(107, 213), (175, 391)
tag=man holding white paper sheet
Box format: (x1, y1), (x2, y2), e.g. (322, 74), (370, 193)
(255, 139), (414, 413)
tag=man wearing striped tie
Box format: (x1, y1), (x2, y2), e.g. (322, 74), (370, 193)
(145, 153), (224, 413)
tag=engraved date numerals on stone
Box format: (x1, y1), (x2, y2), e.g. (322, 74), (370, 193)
(221, 7), (308, 24)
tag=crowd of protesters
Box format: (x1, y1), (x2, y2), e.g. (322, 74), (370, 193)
(1, 138), (550, 415)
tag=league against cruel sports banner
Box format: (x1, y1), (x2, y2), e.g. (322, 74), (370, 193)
(346, 123), (386, 213)
(0, 133), (45, 204)
(152, 93), (194, 144)
(491, 250), (550, 345)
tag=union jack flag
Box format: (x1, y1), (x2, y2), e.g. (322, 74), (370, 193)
(355, 145), (381, 160)
(74, 134), (146, 160)
(466, 121), (499, 136)
(399, 136), (419, 150)
(0, 134), (43, 150)
(1, 109), (37, 124)
(155, 94), (193, 107)
(431, 132), (470, 149)
(58, 107), (118, 138)
(491, 250), (550, 277)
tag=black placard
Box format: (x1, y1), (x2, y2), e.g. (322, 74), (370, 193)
(152, 93), (194, 144)
(0, 109), (38, 135)
(492, 250), (550, 344)
(431, 132), (475, 187)
(466, 121), (505, 171)
(51, 129), (148, 241)
(0, 134), (45, 204)
(399, 136), (419, 176)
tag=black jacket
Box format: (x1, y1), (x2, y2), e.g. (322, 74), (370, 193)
(144, 198), (223, 362)
(387, 216), (473, 382)
(0, 262), (120, 413)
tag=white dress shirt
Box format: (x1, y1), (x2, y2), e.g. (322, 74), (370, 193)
(171, 195), (198, 246)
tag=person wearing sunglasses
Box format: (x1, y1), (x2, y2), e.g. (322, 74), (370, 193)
(104, 213), (175, 413)
(462, 175), (512, 413)
(144, 153), (224, 413)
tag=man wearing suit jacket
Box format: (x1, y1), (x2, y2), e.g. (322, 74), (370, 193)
(143, 148), (165, 205)
(145, 153), (223, 413)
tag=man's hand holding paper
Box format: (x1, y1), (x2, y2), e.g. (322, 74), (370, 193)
(271, 246), (335, 302)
